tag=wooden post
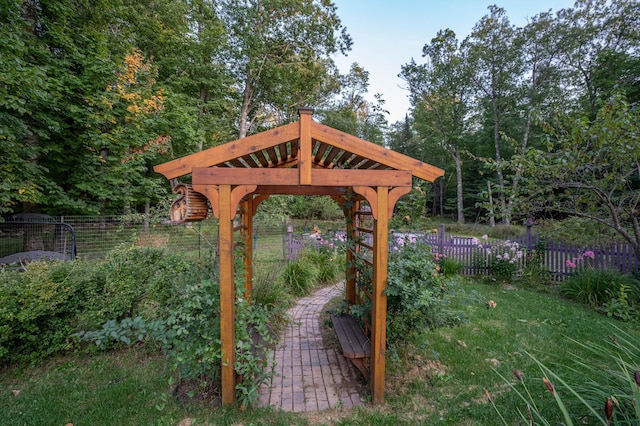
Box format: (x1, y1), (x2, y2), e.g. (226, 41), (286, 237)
(219, 184), (236, 405)
(243, 197), (253, 301)
(298, 108), (313, 185)
(371, 186), (389, 404)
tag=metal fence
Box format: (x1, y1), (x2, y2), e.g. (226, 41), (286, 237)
(0, 215), (298, 267)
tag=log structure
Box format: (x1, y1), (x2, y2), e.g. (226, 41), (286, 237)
(154, 108), (444, 405)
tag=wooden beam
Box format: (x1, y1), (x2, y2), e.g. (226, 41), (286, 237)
(153, 122), (299, 180)
(219, 185), (236, 405)
(371, 186), (389, 405)
(312, 122), (445, 182)
(299, 109), (313, 185)
(193, 167), (412, 188)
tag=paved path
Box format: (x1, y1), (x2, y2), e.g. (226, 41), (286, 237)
(258, 282), (365, 412)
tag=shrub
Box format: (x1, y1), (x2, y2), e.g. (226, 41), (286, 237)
(281, 257), (318, 296)
(434, 252), (462, 277)
(300, 247), (341, 284)
(0, 245), (196, 366)
(0, 260), (83, 364)
(385, 240), (462, 342)
(561, 268), (639, 319)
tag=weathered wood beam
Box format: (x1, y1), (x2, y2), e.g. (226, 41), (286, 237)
(193, 168), (412, 188)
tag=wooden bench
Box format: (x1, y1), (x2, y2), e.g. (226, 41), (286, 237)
(330, 313), (371, 378)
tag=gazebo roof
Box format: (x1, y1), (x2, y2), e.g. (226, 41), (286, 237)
(154, 109), (444, 184)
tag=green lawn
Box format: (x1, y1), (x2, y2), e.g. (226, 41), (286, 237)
(1, 279), (637, 425)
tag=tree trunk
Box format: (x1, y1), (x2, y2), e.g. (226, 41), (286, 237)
(455, 149), (464, 224)
(493, 103), (508, 225)
(487, 180), (496, 227)
(239, 73), (254, 139)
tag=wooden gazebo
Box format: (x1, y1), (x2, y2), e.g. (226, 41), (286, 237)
(154, 108), (444, 405)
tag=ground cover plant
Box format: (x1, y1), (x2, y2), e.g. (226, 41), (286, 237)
(3, 222), (640, 425)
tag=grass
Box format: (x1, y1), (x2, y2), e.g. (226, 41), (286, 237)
(1, 278), (638, 425)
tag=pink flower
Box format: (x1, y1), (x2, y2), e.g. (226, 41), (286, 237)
(482, 234), (488, 241)
(584, 250), (595, 259)
(566, 260), (576, 268)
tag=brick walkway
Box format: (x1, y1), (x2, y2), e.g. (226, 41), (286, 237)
(258, 282), (365, 412)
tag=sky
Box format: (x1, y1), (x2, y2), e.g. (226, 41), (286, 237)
(331, 0), (577, 124)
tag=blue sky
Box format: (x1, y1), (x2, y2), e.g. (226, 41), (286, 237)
(331, 0), (577, 123)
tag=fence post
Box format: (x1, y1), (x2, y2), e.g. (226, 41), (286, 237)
(525, 218), (534, 251)
(287, 224), (294, 261)
(438, 223), (445, 255)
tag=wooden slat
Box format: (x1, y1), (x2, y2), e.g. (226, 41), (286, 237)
(330, 314), (370, 358)
(330, 150), (352, 168)
(357, 159), (380, 169)
(228, 158), (246, 168)
(265, 145), (279, 165)
(321, 147), (341, 167)
(313, 121), (444, 182)
(277, 142), (290, 161)
(290, 138), (299, 159)
(241, 154), (261, 168)
(254, 149), (270, 167)
(313, 141), (330, 163)
(345, 155), (366, 168)
(154, 122), (299, 179)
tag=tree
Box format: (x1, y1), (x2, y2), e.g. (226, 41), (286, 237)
(401, 29), (472, 223)
(463, 5), (523, 225)
(515, 95), (640, 262)
(218, 0), (352, 138)
(320, 63), (388, 145)
(83, 49), (171, 214)
(554, 0), (640, 118)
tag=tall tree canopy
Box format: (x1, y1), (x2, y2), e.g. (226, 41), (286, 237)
(1, 0), (353, 215)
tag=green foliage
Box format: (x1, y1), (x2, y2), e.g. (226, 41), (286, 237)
(385, 240), (462, 342)
(234, 289), (277, 409)
(0, 261), (81, 364)
(491, 327), (640, 425)
(538, 218), (624, 246)
(561, 268), (640, 319)
(299, 245), (344, 284)
(434, 252), (462, 277)
(0, 246), (193, 365)
(251, 262), (291, 309)
(280, 257), (318, 297)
